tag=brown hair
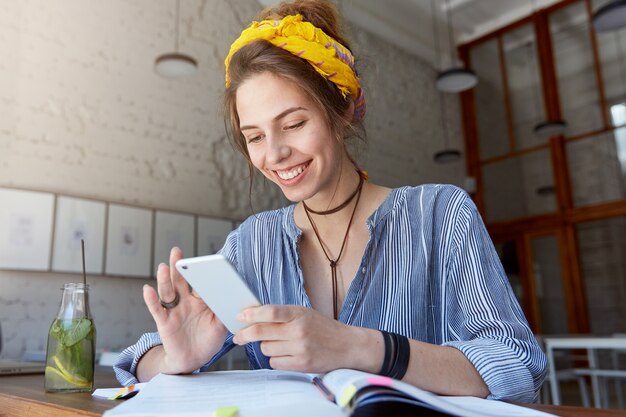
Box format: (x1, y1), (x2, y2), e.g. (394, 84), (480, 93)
(223, 0), (365, 180)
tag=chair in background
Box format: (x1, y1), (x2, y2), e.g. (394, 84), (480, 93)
(542, 368), (591, 407)
(536, 335), (590, 407)
(568, 333), (626, 408)
(611, 334), (626, 409)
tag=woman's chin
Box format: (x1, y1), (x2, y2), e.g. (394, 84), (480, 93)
(281, 188), (311, 203)
(271, 170), (314, 202)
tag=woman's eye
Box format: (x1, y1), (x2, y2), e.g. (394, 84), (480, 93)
(247, 135), (263, 144)
(285, 121), (305, 130)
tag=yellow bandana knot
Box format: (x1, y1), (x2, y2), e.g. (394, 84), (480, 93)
(224, 14), (366, 121)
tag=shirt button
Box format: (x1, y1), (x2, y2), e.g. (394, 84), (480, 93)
(361, 267), (366, 274)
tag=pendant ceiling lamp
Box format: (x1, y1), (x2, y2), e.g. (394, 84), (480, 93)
(437, 68), (478, 93)
(435, 0), (478, 93)
(154, 0), (198, 78)
(434, 148), (463, 163)
(533, 119), (567, 138)
(535, 184), (556, 196)
(431, 0), (462, 164)
(592, 0), (626, 32)
(524, 40), (567, 138)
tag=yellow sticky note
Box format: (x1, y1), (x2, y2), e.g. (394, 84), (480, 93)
(108, 386), (128, 400)
(339, 384), (357, 408)
(108, 384), (137, 400)
(213, 405), (240, 417)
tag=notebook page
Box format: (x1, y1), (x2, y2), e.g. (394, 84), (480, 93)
(104, 370), (342, 417)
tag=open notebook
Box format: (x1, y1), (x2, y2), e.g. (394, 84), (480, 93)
(0, 359), (45, 375)
(103, 369), (555, 417)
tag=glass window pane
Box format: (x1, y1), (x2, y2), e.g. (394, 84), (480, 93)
(550, 2), (604, 137)
(503, 25), (546, 150)
(482, 150), (557, 222)
(593, 0), (626, 120)
(531, 235), (568, 334)
(470, 39), (510, 160)
(567, 128), (626, 207)
(577, 217), (626, 335)
(612, 103), (626, 127)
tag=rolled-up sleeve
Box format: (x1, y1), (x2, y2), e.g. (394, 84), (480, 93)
(113, 331), (162, 386)
(441, 194), (547, 402)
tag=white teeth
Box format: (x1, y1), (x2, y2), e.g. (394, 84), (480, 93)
(277, 164), (306, 180)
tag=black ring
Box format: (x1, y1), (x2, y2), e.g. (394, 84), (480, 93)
(160, 291), (180, 309)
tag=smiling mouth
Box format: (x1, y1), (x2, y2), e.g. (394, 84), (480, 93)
(275, 161), (311, 181)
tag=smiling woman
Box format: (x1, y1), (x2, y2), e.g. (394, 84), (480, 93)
(114, 0), (547, 403)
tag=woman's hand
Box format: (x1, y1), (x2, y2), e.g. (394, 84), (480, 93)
(140, 247), (229, 378)
(232, 305), (382, 373)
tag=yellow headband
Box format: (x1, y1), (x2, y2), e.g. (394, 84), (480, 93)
(224, 14), (366, 121)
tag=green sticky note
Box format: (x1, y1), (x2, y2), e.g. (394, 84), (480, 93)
(213, 405), (240, 417)
(339, 384), (357, 408)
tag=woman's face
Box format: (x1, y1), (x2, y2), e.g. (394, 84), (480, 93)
(236, 72), (344, 203)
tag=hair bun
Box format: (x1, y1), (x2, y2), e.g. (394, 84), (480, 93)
(259, 0), (350, 49)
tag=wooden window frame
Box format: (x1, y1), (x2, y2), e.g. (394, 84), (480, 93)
(458, 0), (626, 334)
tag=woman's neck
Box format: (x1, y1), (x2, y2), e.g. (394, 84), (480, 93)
(297, 176), (368, 240)
(294, 179), (391, 238)
(303, 163), (363, 214)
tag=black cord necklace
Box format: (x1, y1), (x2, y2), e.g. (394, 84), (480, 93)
(302, 175), (364, 319)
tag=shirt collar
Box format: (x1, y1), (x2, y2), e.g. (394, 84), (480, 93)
(282, 186), (406, 240)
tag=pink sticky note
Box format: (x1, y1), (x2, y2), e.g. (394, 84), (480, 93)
(367, 376), (393, 387)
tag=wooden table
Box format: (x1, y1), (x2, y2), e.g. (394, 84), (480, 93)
(2, 369), (626, 417)
(0, 367), (118, 417)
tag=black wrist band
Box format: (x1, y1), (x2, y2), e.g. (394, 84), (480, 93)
(390, 333), (410, 380)
(378, 330), (410, 380)
(378, 331), (393, 376)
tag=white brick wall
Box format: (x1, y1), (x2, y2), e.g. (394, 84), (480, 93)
(0, 0), (464, 359)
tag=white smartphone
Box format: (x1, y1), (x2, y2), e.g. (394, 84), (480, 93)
(175, 254), (261, 333)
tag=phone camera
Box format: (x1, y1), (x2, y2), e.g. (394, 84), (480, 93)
(182, 265), (188, 270)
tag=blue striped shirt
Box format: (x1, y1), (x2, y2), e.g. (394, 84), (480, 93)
(114, 184), (546, 402)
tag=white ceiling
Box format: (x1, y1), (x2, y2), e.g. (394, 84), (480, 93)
(257, 0), (563, 67)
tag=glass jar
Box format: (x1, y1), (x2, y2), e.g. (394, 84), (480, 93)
(44, 283), (96, 393)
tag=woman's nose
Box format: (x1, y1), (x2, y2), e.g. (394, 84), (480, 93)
(267, 137), (291, 165)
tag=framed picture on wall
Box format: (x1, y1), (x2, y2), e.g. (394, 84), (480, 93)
(0, 188), (55, 270)
(153, 211), (195, 273)
(105, 204), (153, 278)
(51, 196), (106, 274)
(197, 217), (235, 255)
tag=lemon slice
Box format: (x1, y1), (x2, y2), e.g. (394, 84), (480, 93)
(45, 366), (90, 388)
(50, 356), (90, 387)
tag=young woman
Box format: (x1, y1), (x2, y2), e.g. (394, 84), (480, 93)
(115, 0), (546, 402)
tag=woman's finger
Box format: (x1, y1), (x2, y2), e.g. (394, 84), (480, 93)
(143, 284), (168, 324)
(156, 262), (177, 304)
(168, 247), (190, 297)
(239, 304), (299, 324)
(259, 340), (293, 357)
(234, 322), (288, 345)
(268, 355), (301, 372)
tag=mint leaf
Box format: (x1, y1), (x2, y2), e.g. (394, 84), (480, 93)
(62, 319), (92, 347)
